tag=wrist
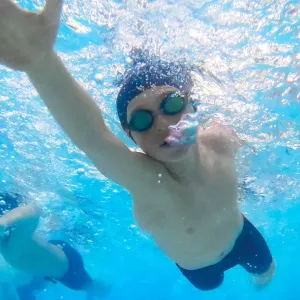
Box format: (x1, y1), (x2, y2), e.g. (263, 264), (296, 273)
(26, 50), (58, 77)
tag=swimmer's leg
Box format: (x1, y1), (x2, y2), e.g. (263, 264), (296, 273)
(251, 259), (276, 289)
(0, 204), (68, 279)
(0, 205), (111, 297)
(239, 216), (275, 289)
(0, 203), (40, 236)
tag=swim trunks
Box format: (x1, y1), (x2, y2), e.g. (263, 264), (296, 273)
(16, 241), (92, 299)
(177, 215), (273, 290)
(47, 240), (93, 290)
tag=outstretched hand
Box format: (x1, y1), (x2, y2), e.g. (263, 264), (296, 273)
(0, 0), (63, 71)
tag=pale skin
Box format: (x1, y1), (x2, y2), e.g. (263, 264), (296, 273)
(0, 204), (110, 300)
(0, 204), (69, 278)
(0, 0), (275, 290)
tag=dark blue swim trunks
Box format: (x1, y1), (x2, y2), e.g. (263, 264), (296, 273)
(47, 240), (93, 290)
(177, 216), (273, 290)
(17, 241), (92, 299)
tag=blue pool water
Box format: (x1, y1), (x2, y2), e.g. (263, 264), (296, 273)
(0, 0), (299, 299)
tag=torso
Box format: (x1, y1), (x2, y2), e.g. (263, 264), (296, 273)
(132, 139), (243, 270)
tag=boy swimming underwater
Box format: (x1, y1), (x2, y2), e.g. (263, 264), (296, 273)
(0, 0), (275, 291)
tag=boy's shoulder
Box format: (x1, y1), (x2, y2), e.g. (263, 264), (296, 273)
(197, 123), (243, 156)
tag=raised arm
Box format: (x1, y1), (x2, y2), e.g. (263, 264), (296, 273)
(26, 50), (159, 190)
(0, 0), (161, 191)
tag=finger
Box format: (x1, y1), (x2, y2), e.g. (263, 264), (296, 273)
(42, 0), (63, 22)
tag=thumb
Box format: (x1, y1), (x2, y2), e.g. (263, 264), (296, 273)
(42, 0), (64, 23)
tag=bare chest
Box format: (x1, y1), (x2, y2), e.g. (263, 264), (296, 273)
(131, 144), (241, 268)
(133, 163), (237, 235)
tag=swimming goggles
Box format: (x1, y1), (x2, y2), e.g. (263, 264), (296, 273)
(128, 92), (186, 132)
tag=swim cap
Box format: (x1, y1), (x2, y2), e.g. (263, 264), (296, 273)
(116, 49), (193, 129)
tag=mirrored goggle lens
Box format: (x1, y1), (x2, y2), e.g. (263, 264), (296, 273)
(162, 93), (186, 115)
(129, 111), (153, 131)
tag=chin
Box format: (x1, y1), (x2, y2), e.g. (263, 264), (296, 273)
(152, 145), (191, 163)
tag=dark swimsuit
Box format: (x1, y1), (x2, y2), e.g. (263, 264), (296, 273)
(16, 240), (92, 300)
(177, 215), (273, 290)
(46, 240), (92, 290)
